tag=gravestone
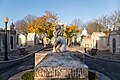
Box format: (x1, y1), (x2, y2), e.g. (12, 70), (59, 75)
(34, 51), (88, 80)
(27, 33), (35, 46)
(34, 22), (88, 80)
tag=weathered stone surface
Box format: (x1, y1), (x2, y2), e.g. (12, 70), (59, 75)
(35, 51), (88, 80)
(52, 36), (66, 53)
(35, 52), (48, 66)
(52, 23), (66, 53)
(35, 52), (87, 68)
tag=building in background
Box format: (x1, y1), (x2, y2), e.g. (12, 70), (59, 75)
(18, 33), (40, 46)
(80, 29), (109, 50)
(91, 32), (106, 49)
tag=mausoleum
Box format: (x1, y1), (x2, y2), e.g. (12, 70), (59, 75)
(109, 30), (120, 54)
(80, 29), (108, 50)
(91, 32), (106, 49)
(0, 23), (17, 52)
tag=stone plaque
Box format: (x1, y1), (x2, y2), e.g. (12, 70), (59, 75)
(35, 67), (88, 79)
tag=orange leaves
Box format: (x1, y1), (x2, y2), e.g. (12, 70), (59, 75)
(28, 11), (57, 39)
(64, 24), (79, 38)
(28, 16), (47, 33)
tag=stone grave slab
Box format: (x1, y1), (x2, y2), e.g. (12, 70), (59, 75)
(34, 51), (88, 80)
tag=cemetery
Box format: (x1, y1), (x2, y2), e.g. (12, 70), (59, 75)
(17, 23), (111, 80)
(0, 1), (120, 80)
(0, 20), (119, 80)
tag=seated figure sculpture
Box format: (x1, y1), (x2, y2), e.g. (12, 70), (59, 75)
(52, 23), (66, 52)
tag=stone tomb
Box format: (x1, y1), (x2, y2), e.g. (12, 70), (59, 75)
(35, 51), (88, 80)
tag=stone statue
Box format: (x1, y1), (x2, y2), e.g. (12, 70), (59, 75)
(52, 23), (66, 52)
(35, 22), (89, 80)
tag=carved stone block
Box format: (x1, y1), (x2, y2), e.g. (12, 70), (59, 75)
(34, 51), (88, 80)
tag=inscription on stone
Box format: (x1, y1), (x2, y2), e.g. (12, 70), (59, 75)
(35, 67), (88, 79)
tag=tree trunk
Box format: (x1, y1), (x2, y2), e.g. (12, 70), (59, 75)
(25, 35), (27, 46)
(43, 36), (47, 48)
(68, 38), (71, 47)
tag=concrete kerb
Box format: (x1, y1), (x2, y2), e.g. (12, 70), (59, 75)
(89, 69), (111, 80)
(0, 46), (44, 70)
(9, 69), (34, 80)
(84, 53), (120, 63)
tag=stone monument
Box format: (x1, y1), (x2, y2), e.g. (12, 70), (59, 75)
(52, 23), (66, 52)
(34, 22), (88, 80)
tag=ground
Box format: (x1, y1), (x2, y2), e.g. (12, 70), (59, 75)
(0, 44), (43, 80)
(0, 45), (120, 80)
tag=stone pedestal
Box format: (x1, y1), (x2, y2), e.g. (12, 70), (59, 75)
(35, 51), (88, 80)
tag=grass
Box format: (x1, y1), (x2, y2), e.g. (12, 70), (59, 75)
(89, 71), (98, 80)
(21, 70), (34, 80)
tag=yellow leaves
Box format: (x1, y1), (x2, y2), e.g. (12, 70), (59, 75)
(27, 11), (57, 39)
(64, 24), (79, 38)
(28, 16), (47, 33)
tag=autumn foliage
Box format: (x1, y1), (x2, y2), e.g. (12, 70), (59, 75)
(28, 11), (57, 39)
(64, 24), (79, 46)
(64, 24), (79, 38)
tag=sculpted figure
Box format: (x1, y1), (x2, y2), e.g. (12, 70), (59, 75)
(53, 24), (66, 52)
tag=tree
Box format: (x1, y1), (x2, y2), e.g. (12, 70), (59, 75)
(108, 10), (120, 29)
(24, 14), (37, 24)
(28, 12), (57, 38)
(15, 15), (36, 45)
(85, 20), (104, 35)
(72, 19), (83, 29)
(97, 15), (109, 29)
(15, 20), (27, 35)
(64, 24), (79, 46)
(28, 11), (58, 47)
(15, 19), (28, 45)
(45, 11), (57, 23)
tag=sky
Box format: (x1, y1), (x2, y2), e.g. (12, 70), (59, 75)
(0, 0), (120, 28)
